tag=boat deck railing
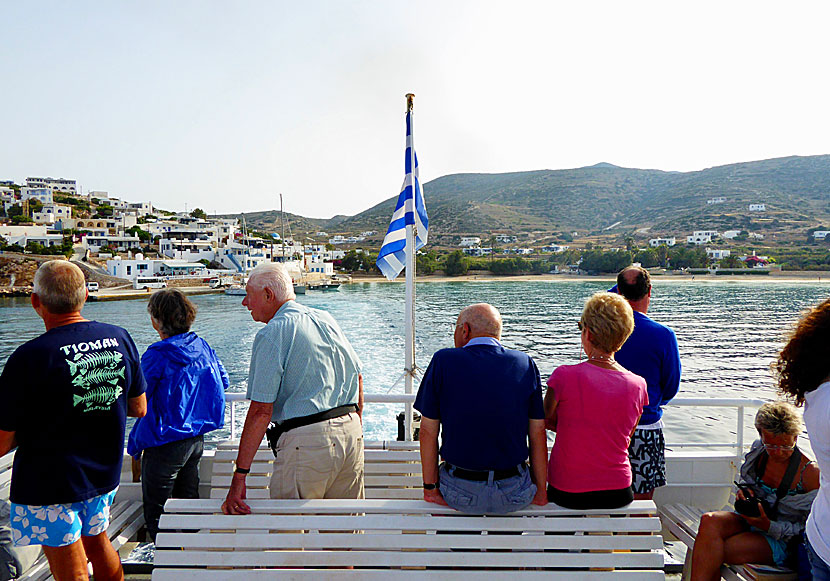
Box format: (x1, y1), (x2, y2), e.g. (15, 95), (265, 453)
(225, 392), (766, 459)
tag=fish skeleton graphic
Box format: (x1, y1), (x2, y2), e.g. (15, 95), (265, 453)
(66, 351), (123, 376)
(72, 365), (125, 388)
(73, 383), (123, 411)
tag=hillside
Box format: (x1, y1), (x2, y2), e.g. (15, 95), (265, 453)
(237, 155), (830, 243)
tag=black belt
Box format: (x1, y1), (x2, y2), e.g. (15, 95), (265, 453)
(444, 462), (526, 482)
(265, 404), (358, 451)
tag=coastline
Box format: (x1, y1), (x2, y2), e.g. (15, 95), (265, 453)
(350, 270), (830, 284)
(2, 270), (829, 302)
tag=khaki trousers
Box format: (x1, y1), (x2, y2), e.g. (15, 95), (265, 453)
(270, 412), (364, 499)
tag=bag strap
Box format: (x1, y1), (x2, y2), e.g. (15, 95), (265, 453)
(755, 446), (803, 519)
(775, 447), (803, 501)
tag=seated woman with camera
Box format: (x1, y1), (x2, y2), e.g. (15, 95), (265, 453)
(690, 401), (820, 580)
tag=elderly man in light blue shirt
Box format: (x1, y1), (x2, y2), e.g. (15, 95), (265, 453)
(223, 263), (364, 515)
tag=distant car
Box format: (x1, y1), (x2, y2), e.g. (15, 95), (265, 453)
(86, 282), (99, 292)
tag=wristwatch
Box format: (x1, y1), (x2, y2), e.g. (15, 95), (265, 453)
(423, 482), (437, 490)
(234, 465), (250, 475)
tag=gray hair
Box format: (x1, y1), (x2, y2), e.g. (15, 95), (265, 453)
(33, 260), (87, 314)
(458, 303), (502, 339)
(247, 262), (296, 302)
(755, 401), (803, 436)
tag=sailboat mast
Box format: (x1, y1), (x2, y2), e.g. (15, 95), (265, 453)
(280, 194), (285, 262)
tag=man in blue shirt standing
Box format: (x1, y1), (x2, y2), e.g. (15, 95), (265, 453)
(614, 266), (682, 500)
(415, 303), (548, 513)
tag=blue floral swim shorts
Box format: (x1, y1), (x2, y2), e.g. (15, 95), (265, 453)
(10, 488), (117, 548)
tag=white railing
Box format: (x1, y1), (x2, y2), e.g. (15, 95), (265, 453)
(225, 392), (765, 456)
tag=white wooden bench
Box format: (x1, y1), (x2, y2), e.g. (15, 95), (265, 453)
(210, 440), (423, 500)
(660, 503), (796, 581)
(1, 450), (145, 581)
(153, 498), (664, 579)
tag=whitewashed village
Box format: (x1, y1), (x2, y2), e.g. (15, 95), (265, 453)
(0, 177), (355, 291)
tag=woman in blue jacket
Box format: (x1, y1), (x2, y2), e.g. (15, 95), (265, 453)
(128, 289), (228, 541)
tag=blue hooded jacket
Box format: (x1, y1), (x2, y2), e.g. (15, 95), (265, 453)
(128, 332), (229, 457)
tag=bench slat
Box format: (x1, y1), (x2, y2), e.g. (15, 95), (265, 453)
(163, 498), (658, 516)
(157, 514), (662, 533)
(155, 531), (663, 551)
(153, 569), (665, 580)
(154, 549), (664, 569)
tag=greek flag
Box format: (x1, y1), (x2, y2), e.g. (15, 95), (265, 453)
(376, 111), (429, 280)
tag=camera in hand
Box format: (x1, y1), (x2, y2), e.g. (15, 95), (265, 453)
(733, 482), (772, 518)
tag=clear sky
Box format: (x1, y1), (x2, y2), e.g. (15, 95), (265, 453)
(3, 1), (829, 218)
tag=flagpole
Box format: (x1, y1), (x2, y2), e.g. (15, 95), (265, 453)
(404, 93), (416, 440)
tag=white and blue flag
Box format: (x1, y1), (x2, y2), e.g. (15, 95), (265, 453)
(376, 111), (429, 280)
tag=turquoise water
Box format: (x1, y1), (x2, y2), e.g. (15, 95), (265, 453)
(1, 279), (828, 446)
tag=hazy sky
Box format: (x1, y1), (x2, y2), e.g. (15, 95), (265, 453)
(3, 1), (830, 218)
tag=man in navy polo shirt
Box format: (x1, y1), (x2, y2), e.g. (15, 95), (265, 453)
(613, 266), (681, 500)
(415, 303), (548, 513)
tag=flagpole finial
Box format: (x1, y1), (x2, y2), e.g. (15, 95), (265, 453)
(406, 93), (415, 112)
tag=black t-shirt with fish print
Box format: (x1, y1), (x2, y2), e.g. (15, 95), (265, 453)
(0, 321), (146, 505)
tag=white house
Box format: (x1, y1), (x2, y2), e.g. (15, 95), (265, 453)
(128, 201), (154, 216)
(542, 245), (570, 253)
(0, 225), (62, 248)
(462, 246), (492, 256)
(687, 234), (712, 245)
(20, 187), (53, 205)
(107, 257), (156, 280)
(649, 237), (676, 247)
(706, 248), (731, 260)
(707, 197), (725, 205)
(749, 204), (766, 212)
(495, 234), (518, 244)
(748, 233), (765, 240)
(308, 261), (335, 276)
(722, 230), (741, 239)
(84, 235), (141, 252)
(26, 177), (77, 194)
(814, 231), (830, 240)
(32, 204), (72, 225)
(459, 237), (481, 247)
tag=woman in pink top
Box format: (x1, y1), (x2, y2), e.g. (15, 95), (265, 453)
(544, 292), (648, 509)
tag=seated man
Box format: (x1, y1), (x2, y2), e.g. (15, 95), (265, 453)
(415, 303), (548, 513)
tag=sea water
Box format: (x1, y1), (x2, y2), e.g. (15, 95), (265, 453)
(1, 279), (828, 448)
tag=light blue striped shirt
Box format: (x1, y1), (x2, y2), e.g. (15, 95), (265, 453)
(247, 300), (362, 424)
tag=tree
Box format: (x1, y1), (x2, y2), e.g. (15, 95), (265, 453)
(28, 199), (43, 215)
(718, 255), (745, 269)
(94, 204), (114, 218)
(7, 204), (22, 218)
(127, 225), (152, 242)
(416, 251), (439, 275)
(633, 248), (659, 268)
(444, 251), (469, 276)
(655, 245), (670, 268)
(190, 208), (207, 219)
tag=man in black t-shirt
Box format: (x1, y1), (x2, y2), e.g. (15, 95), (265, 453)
(0, 261), (147, 581)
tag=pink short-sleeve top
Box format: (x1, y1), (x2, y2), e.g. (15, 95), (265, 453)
(546, 362), (648, 493)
